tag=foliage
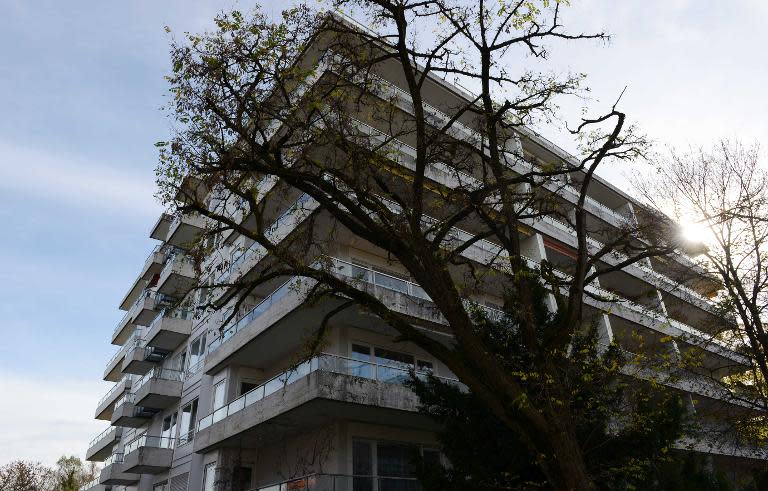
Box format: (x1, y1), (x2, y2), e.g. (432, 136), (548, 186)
(407, 280), (699, 490)
(0, 456), (99, 491)
(0, 461), (55, 491)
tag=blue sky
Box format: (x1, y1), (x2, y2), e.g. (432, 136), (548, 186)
(0, 0), (766, 466)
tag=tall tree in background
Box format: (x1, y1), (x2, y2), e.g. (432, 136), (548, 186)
(0, 461), (54, 491)
(638, 141), (768, 443)
(157, 1), (737, 488)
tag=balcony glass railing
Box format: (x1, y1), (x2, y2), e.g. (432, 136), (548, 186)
(207, 277), (299, 354)
(124, 434), (176, 455)
(216, 193), (315, 284)
(134, 366), (185, 393)
(159, 250), (194, 280)
(78, 476), (100, 491)
(254, 474), (421, 491)
(197, 353), (459, 432)
(103, 452), (123, 467)
(88, 426), (116, 448)
(147, 307), (194, 333)
(329, 257), (431, 301)
(129, 289), (175, 315)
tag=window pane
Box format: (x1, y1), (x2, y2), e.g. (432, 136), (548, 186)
(375, 348), (414, 384)
(203, 463), (216, 491)
(213, 382), (225, 410)
(353, 441), (373, 491)
(350, 344), (372, 378)
(377, 443), (415, 478)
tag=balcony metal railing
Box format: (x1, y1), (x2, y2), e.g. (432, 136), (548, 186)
(124, 434), (176, 455)
(178, 429), (195, 446)
(207, 277), (299, 354)
(114, 291), (175, 340)
(88, 426), (116, 448)
(197, 352), (460, 432)
(185, 357), (206, 378)
(103, 452), (124, 466)
(112, 310), (132, 339)
(113, 392), (134, 410)
(252, 474), (421, 491)
(105, 344), (127, 370)
(134, 366), (185, 393)
(96, 375), (133, 408)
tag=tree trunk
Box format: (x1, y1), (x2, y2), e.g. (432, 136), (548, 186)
(542, 421), (596, 491)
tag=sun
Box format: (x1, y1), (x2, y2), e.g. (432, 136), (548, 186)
(679, 219), (713, 245)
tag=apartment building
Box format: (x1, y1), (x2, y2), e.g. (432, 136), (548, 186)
(80, 14), (764, 491)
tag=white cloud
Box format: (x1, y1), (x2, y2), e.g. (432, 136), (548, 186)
(0, 375), (110, 466)
(0, 140), (163, 218)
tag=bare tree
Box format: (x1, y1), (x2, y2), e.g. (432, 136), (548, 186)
(637, 140), (768, 404)
(156, 2), (720, 488)
(0, 461), (55, 491)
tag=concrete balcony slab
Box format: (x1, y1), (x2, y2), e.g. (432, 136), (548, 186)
(166, 214), (206, 249)
(94, 377), (132, 421)
(145, 315), (192, 351)
(134, 371), (183, 410)
(122, 445), (174, 474)
(99, 457), (138, 486)
(110, 400), (155, 428)
(85, 427), (122, 462)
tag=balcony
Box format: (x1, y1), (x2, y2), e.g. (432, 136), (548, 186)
(113, 290), (175, 345)
(98, 453), (138, 486)
(150, 213), (173, 241)
(133, 367), (184, 409)
(85, 426), (122, 462)
(102, 343), (128, 382)
(94, 376), (133, 421)
(145, 307), (193, 351)
(121, 336), (165, 376)
(110, 393), (158, 428)
(77, 476), (103, 491)
(133, 290), (176, 327)
(111, 310), (136, 347)
(122, 435), (175, 474)
(156, 252), (196, 297)
(253, 474), (420, 491)
(118, 245), (172, 311)
(165, 213), (206, 249)
(194, 354), (458, 452)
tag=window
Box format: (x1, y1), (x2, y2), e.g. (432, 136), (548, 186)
(232, 466), (252, 491)
(374, 348), (414, 384)
(188, 334), (207, 369)
(352, 441), (373, 491)
(240, 382), (257, 395)
(350, 343), (434, 384)
(161, 412), (177, 448)
(202, 463), (216, 491)
(352, 440), (442, 491)
(212, 381), (226, 411)
(179, 399), (198, 446)
(351, 344), (372, 378)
